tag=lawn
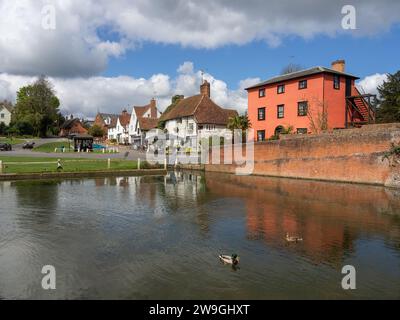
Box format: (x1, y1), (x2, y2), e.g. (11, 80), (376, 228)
(33, 141), (119, 154)
(0, 137), (25, 145)
(0, 156), (145, 174)
(33, 141), (72, 153)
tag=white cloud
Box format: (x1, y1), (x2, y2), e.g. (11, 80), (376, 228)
(1, 0), (400, 77)
(0, 62), (257, 118)
(357, 73), (388, 96)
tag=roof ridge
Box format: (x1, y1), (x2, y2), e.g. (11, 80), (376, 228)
(193, 94), (205, 115)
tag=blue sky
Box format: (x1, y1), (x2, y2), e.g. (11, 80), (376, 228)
(105, 24), (400, 89)
(1, 0), (400, 117)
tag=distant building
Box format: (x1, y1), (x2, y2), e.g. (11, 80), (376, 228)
(59, 118), (88, 137)
(0, 103), (12, 126)
(94, 113), (119, 138)
(246, 60), (376, 141)
(128, 98), (161, 146)
(160, 80), (238, 150)
(108, 109), (131, 144)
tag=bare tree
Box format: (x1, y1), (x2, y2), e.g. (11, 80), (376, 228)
(306, 97), (329, 134)
(281, 63), (303, 75)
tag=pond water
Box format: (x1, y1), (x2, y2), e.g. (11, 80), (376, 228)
(0, 172), (399, 299)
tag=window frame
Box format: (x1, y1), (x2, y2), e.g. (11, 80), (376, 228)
(333, 75), (340, 90)
(258, 88), (266, 98)
(297, 101), (308, 117)
(277, 104), (284, 119)
(277, 84), (285, 94)
(297, 128), (308, 134)
(298, 80), (307, 90)
(258, 107), (266, 121)
(257, 130), (266, 142)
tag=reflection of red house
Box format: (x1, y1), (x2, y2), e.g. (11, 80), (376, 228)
(246, 60), (377, 140)
(59, 118), (88, 137)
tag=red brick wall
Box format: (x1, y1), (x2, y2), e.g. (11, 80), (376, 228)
(205, 124), (400, 188)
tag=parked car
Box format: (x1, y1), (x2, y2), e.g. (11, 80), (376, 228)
(22, 142), (35, 149)
(0, 143), (12, 151)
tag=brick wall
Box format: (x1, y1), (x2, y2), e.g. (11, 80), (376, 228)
(205, 124), (400, 188)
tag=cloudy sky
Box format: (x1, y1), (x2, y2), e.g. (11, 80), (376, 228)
(0, 0), (399, 118)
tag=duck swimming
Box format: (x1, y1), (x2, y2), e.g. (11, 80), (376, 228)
(285, 233), (303, 243)
(219, 254), (240, 265)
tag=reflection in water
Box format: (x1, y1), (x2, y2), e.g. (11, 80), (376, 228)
(0, 172), (399, 299)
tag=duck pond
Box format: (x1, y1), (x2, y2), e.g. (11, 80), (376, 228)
(0, 171), (399, 299)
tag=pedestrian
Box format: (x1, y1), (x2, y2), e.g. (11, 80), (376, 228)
(57, 159), (63, 171)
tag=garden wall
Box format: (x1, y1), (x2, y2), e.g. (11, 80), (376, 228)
(205, 123), (400, 188)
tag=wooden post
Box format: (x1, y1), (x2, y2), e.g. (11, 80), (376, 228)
(164, 158), (167, 170)
(107, 158), (111, 169)
(0, 160), (3, 174)
(138, 158), (141, 170)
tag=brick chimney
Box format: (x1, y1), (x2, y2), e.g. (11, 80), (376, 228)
(200, 80), (211, 98)
(331, 59), (345, 73)
(149, 98), (157, 117)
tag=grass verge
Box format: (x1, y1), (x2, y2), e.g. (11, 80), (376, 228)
(0, 156), (148, 174)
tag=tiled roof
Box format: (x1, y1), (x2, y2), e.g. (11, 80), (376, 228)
(119, 112), (131, 127)
(99, 113), (118, 119)
(138, 117), (159, 131)
(134, 100), (159, 119)
(161, 94), (238, 125)
(108, 117), (118, 129)
(0, 104), (13, 113)
(245, 66), (360, 90)
(61, 118), (82, 129)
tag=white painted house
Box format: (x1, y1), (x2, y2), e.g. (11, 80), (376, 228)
(107, 109), (131, 144)
(159, 81), (238, 151)
(0, 103), (12, 126)
(128, 99), (161, 146)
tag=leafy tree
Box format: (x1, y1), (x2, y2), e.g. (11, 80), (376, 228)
(0, 122), (8, 135)
(227, 114), (252, 143)
(12, 76), (61, 137)
(88, 124), (106, 137)
(376, 71), (400, 123)
(227, 114), (252, 131)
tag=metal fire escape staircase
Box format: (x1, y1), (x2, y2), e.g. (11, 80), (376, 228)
(345, 87), (377, 128)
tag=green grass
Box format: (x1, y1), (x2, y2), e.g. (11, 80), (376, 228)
(33, 141), (119, 154)
(33, 141), (72, 153)
(0, 156), (146, 174)
(0, 137), (25, 145)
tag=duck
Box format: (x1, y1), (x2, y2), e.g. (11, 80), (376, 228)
(285, 233), (303, 243)
(219, 254), (240, 265)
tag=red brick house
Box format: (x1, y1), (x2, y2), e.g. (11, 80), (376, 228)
(246, 60), (376, 141)
(59, 118), (88, 137)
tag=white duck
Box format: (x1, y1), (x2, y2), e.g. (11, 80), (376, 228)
(219, 254), (240, 265)
(285, 233), (303, 243)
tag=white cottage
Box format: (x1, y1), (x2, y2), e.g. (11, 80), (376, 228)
(160, 81), (238, 151)
(0, 103), (12, 126)
(108, 109), (131, 144)
(128, 99), (161, 146)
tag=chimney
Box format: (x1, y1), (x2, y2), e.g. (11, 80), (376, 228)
(122, 109), (128, 115)
(200, 80), (211, 98)
(331, 59), (345, 73)
(150, 98), (157, 117)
